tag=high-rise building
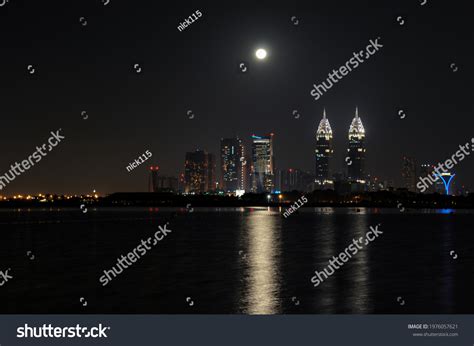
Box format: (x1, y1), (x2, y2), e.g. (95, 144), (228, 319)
(148, 166), (160, 192)
(184, 150), (215, 193)
(178, 173), (185, 193)
(251, 134), (275, 193)
(401, 156), (417, 191)
(315, 109), (334, 188)
(220, 138), (245, 192)
(346, 107), (366, 184)
(207, 153), (216, 191)
(243, 152), (252, 192)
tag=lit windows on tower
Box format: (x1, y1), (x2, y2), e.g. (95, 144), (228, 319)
(251, 134), (275, 193)
(347, 107), (366, 185)
(184, 150), (216, 193)
(315, 108), (334, 188)
(220, 138), (245, 193)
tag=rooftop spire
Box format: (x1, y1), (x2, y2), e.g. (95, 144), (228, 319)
(349, 107), (365, 140)
(316, 108), (333, 140)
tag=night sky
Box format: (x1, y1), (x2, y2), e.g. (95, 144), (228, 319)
(0, 0), (472, 195)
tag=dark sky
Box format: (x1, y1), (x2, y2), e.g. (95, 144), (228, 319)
(0, 0), (472, 195)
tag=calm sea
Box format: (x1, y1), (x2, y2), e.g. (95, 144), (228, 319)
(0, 207), (473, 314)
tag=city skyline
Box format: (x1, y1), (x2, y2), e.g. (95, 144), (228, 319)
(144, 109), (465, 195)
(0, 105), (470, 196)
(0, 1), (472, 195)
(174, 108), (467, 195)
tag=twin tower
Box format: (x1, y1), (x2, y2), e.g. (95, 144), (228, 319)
(315, 108), (367, 188)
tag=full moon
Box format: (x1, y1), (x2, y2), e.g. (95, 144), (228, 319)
(256, 48), (267, 60)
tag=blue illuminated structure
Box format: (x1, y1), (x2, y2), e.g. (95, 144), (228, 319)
(435, 173), (455, 195)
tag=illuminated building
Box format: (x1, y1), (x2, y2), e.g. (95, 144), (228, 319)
(207, 153), (217, 191)
(315, 109), (334, 188)
(184, 150), (216, 193)
(244, 152), (253, 192)
(346, 107), (366, 186)
(220, 137), (245, 192)
(401, 156), (417, 191)
(251, 134), (275, 193)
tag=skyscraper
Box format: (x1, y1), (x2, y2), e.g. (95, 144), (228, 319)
(207, 153), (216, 191)
(243, 152), (253, 192)
(346, 107), (366, 184)
(220, 137), (245, 192)
(184, 150), (215, 193)
(315, 109), (334, 188)
(251, 134), (275, 193)
(148, 166), (160, 192)
(401, 156), (417, 191)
